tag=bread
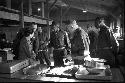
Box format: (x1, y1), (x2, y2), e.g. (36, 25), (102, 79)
(77, 67), (89, 75)
(23, 64), (49, 75)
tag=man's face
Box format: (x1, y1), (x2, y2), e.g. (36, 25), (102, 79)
(32, 24), (37, 32)
(67, 20), (78, 34)
(54, 24), (60, 31)
(38, 27), (42, 33)
(67, 25), (74, 34)
(30, 32), (34, 38)
(99, 19), (105, 27)
(95, 18), (104, 28)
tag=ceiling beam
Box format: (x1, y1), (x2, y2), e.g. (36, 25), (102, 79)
(49, 0), (57, 10)
(65, 1), (108, 15)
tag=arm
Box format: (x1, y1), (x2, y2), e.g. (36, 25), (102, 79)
(19, 41), (31, 58)
(64, 31), (71, 55)
(64, 31), (71, 49)
(48, 31), (54, 48)
(81, 30), (90, 56)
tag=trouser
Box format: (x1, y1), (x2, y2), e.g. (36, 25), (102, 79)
(37, 50), (51, 65)
(96, 49), (115, 67)
(53, 48), (67, 67)
(71, 53), (85, 65)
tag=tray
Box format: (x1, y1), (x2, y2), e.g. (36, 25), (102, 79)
(75, 65), (112, 81)
(23, 64), (50, 75)
(46, 65), (79, 78)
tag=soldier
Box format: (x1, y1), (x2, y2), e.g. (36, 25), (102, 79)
(37, 26), (51, 65)
(31, 23), (39, 55)
(95, 17), (119, 67)
(66, 19), (90, 65)
(48, 21), (71, 67)
(18, 27), (36, 60)
(87, 25), (99, 58)
(0, 30), (7, 49)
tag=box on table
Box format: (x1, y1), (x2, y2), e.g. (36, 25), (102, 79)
(0, 48), (14, 61)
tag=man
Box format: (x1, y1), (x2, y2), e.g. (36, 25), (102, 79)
(48, 21), (71, 67)
(31, 23), (39, 55)
(18, 27), (36, 60)
(12, 28), (25, 60)
(37, 26), (51, 65)
(66, 19), (90, 65)
(95, 17), (119, 67)
(87, 26), (99, 58)
(0, 30), (7, 49)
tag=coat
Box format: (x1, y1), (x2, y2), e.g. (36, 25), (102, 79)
(71, 28), (90, 56)
(18, 37), (35, 60)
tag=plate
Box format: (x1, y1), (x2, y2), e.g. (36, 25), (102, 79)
(75, 65), (112, 80)
(92, 58), (106, 63)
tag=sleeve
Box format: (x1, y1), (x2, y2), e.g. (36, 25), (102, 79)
(48, 32), (54, 48)
(64, 31), (71, 49)
(81, 30), (90, 51)
(33, 36), (39, 54)
(19, 41), (31, 58)
(109, 30), (119, 54)
(81, 30), (90, 56)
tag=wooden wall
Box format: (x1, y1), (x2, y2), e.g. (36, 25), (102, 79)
(0, 26), (20, 42)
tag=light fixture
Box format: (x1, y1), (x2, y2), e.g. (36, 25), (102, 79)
(37, 8), (41, 11)
(82, 9), (87, 13)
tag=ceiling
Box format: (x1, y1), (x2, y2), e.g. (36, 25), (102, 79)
(31, 0), (124, 18)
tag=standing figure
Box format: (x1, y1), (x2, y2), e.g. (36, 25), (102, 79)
(48, 21), (71, 67)
(31, 23), (39, 55)
(12, 28), (25, 60)
(0, 30), (7, 49)
(87, 26), (99, 58)
(66, 20), (90, 65)
(18, 27), (36, 60)
(95, 17), (119, 67)
(37, 26), (51, 65)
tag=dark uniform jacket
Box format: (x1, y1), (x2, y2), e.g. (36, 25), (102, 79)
(19, 37), (35, 60)
(48, 29), (71, 49)
(38, 28), (49, 50)
(96, 26), (119, 66)
(70, 28), (90, 56)
(32, 31), (39, 54)
(97, 26), (119, 51)
(0, 32), (6, 49)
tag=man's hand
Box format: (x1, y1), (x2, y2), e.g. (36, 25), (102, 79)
(84, 50), (90, 57)
(84, 55), (92, 61)
(67, 49), (71, 55)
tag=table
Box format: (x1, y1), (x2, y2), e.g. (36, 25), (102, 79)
(0, 67), (124, 82)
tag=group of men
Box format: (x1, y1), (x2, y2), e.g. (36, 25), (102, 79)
(13, 16), (119, 67)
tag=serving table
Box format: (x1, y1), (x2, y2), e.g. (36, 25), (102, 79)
(0, 65), (124, 82)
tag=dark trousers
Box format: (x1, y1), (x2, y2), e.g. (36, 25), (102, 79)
(37, 50), (51, 65)
(53, 49), (66, 67)
(96, 49), (116, 67)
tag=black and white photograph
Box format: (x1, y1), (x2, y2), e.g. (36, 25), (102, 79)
(0, 0), (124, 82)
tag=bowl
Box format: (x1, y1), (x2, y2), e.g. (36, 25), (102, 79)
(86, 68), (104, 74)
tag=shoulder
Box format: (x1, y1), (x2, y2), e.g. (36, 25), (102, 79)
(20, 37), (27, 43)
(59, 29), (66, 34)
(75, 28), (82, 33)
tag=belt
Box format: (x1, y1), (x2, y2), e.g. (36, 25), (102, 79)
(54, 47), (65, 50)
(98, 47), (112, 50)
(38, 49), (47, 52)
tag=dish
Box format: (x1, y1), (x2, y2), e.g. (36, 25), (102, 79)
(86, 67), (105, 74)
(92, 58), (106, 63)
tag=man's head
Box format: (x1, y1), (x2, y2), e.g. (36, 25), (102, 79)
(51, 21), (60, 31)
(37, 27), (42, 33)
(66, 19), (78, 34)
(95, 17), (105, 28)
(24, 26), (34, 38)
(31, 22), (37, 32)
